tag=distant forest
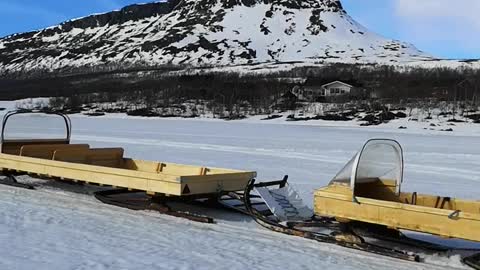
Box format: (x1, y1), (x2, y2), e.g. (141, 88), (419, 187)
(1, 63), (479, 108)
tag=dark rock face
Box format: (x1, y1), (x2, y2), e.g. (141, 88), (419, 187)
(3, 1), (180, 41)
(0, 0), (428, 77)
(175, 0), (342, 10)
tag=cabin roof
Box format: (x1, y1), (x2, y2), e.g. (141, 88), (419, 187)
(322, 81), (354, 88)
(303, 77), (362, 87)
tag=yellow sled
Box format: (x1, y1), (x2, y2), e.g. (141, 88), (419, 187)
(314, 139), (480, 242)
(0, 111), (256, 197)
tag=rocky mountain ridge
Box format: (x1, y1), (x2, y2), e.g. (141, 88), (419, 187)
(0, 0), (477, 77)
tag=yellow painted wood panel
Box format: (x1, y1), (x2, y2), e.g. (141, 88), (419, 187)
(398, 192), (480, 214)
(180, 172), (256, 195)
(0, 153), (255, 196)
(123, 159), (163, 173)
(20, 144), (89, 159)
(123, 159), (248, 175)
(314, 192), (480, 242)
(53, 148), (125, 168)
(0, 155), (174, 194)
(1, 139), (69, 155)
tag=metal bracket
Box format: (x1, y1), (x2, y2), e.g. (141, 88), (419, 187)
(353, 196), (361, 204)
(448, 210), (461, 220)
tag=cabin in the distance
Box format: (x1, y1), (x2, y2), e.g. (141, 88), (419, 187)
(321, 81), (354, 97)
(289, 80), (370, 102)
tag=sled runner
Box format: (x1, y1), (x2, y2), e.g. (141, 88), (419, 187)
(219, 175), (480, 269)
(218, 177), (421, 262)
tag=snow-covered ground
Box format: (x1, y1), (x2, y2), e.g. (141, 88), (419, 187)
(0, 101), (479, 270)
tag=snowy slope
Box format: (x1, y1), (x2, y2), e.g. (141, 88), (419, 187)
(1, 110), (480, 270)
(0, 0), (462, 76)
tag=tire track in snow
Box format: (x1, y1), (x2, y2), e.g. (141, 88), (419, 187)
(15, 132), (480, 183)
(405, 163), (480, 182)
(73, 134), (480, 182)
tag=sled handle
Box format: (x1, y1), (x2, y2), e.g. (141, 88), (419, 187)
(1, 110), (72, 144)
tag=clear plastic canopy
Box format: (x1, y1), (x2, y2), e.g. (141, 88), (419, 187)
(1, 111), (71, 141)
(330, 139), (404, 194)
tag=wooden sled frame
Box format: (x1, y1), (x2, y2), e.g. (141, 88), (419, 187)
(0, 110), (256, 197)
(314, 139), (480, 243)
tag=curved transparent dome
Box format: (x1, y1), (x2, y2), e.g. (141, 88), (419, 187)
(2, 112), (70, 141)
(330, 139), (403, 192)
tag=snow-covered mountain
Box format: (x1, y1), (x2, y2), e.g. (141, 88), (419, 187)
(0, 0), (476, 76)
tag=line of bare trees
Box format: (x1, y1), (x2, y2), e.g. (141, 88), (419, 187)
(2, 63), (480, 114)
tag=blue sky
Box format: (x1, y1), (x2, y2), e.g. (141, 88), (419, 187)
(0, 0), (477, 59)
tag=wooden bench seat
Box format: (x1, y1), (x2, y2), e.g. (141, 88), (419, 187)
(1, 139), (70, 155)
(19, 144), (90, 160)
(53, 148), (125, 168)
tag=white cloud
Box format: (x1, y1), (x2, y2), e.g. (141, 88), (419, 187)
(392, 0), (480, 58)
